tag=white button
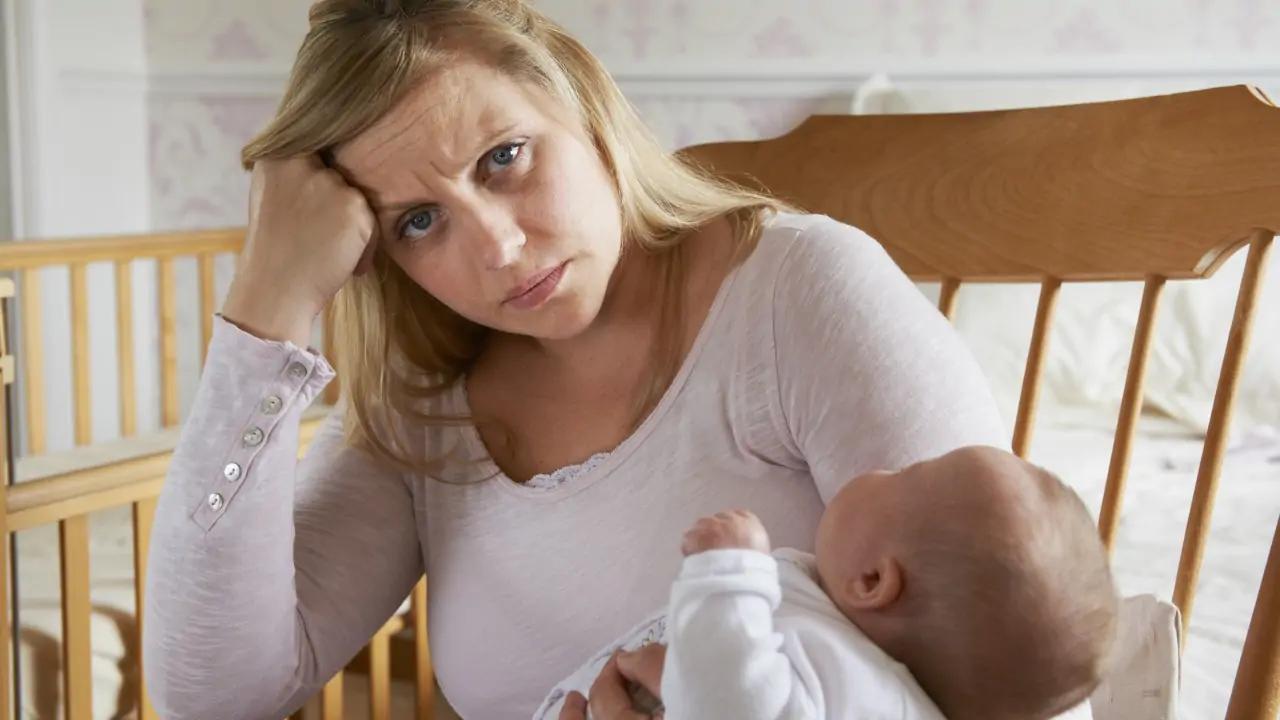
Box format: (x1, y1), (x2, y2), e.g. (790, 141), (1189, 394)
(223, 463), (241, 481)
(207, 493), (224, 510)
(261, 395), (282, 414)
(287, 362), (308, 379)
(243, 427), (264, 447)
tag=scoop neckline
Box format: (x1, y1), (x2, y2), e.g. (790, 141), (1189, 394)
(453, 252), (748, 501)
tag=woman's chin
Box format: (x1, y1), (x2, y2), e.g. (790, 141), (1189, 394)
(496, 295), (605, 344)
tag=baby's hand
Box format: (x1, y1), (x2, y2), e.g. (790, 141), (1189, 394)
(682, 510), (771, 556)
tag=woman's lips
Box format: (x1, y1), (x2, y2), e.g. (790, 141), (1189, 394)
(504, 261), (568, 310)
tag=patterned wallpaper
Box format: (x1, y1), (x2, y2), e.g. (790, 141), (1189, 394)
(144, 0), (1280, 65)
(142, 0), (1280, 230)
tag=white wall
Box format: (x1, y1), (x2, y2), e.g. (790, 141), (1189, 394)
(6, 0), (155, 452)
(0, 8), (14, 241)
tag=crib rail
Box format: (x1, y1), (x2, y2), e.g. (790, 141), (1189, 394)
(0, 231), (430, 720)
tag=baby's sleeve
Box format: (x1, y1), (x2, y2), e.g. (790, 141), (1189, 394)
(769, 217), (1008, 503)
(661, 550), (820, 720)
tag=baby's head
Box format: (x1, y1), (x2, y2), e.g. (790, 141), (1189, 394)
(815, 445), (1120, 720)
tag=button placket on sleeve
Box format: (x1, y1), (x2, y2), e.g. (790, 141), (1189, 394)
(191, 353), (319, 529)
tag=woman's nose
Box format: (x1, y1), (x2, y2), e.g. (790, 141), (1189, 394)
(465, 205), (525, 270)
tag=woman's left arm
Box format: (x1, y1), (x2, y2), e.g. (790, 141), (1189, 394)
(769, 217), (1009, 502)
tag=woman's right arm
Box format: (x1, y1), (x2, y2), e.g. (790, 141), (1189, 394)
(143, 156), (420, 720)
(142, 316), (425, 720)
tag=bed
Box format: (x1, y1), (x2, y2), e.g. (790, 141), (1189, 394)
(1, 84), (1278, 720)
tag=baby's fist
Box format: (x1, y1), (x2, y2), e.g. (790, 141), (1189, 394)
(682, 510), (771, 556)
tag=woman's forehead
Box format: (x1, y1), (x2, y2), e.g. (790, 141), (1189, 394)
(335, 60), (547, 178)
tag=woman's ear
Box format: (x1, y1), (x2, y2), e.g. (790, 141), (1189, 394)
(842, 556), (903, 611)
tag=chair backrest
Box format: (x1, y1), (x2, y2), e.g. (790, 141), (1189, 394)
(680, 84), (1279, 282)
(678, 84), (1279, 720)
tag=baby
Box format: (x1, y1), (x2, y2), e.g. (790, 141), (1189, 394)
(534, 445), (1122, 720)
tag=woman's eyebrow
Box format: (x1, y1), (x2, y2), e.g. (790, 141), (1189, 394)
(367, 123), (523, 216)
(373, 198), (432, 216)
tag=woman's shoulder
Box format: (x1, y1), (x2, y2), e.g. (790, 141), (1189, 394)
(762, 210), (895, 271)
(729, 211), (907, 312)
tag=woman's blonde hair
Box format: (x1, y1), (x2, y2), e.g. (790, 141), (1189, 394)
(242, 0), (789, 473)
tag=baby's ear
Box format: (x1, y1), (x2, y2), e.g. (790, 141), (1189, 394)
(842, 556), (904, 611)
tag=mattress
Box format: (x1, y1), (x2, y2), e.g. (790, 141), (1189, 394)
(8, 410), (1278, 720)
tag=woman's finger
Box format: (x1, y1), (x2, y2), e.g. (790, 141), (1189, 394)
(587, 654), (645, 719)
(617, 643), (667, 697)
(558, 690), (588, 720)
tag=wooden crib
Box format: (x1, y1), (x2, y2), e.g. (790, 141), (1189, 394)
(0, 83), (1276, 719)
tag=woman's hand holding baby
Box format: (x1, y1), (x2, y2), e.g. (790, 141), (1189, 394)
(557, 646), (667, 720)
(681, 510), (771, 556)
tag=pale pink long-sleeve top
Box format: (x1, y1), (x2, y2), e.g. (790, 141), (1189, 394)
(141, 212), (1008, 720)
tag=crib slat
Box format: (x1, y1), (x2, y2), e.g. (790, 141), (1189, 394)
(1011, 278), (1061, 458)
(1173, 233), (1273, 645)
(321, 674), (344, 720)
(0, 293), (11, 717)
(412, 579), (433, 720)
(158, 259), (179, 427)
(1225, 515), (1280, 720)
(0, 506), (9, 720)
(133, 497), (158, 720)
(0, 303), (8, 719)
(60, 515), (93, 720)
(198, 253), (216, 362)
(21, 268), (44, 455)
(70, 263), (92, 446)
(369, 624), (392, 720)
(115, 261), (136, 437)
(1097, 276), (1166, 551)
(937, 277), (961, 321)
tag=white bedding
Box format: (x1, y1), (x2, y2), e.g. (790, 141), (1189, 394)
(8, 411), (1278, 720)
(1024, 409), (1280, 720)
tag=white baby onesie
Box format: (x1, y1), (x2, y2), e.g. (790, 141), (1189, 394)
(531, 547), (946, 719)
(659, 547), (947, 719)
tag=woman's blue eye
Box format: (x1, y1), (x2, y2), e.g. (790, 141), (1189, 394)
(401, 210), (434, 239)
(485, 143), (523, 173)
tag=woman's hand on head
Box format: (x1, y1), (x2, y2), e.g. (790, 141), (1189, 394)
(222, 154), (378, 347)
(558, 644), (667, 720)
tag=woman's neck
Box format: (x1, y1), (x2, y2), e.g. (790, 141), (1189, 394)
(492, 226), (667, 375)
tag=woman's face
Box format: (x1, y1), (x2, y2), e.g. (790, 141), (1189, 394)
(333, 56), (624, 342)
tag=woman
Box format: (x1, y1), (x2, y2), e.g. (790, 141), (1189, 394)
(141, 1), (1007, 719)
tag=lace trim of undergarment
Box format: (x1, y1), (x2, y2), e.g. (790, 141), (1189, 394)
(524, 451), (613, 490)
